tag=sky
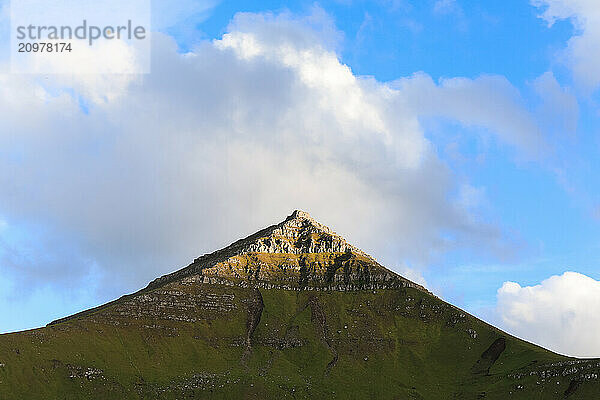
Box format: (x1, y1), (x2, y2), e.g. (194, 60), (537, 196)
(1, 0), (600, 358)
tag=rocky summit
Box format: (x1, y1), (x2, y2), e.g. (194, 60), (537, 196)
(1, 211), (600, 399)
(144, 209), (426, 292)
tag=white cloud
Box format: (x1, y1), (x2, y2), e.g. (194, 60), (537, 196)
(533, 0), (600, 92)
(393, 72), (549, 159)
(497, 271), (600, 357)
(0, 10), (537, 313)
(11, 40), (146, 104)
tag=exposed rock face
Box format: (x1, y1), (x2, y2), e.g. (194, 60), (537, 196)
(238, 210), (361, 255)
(145, 210), (426, 293)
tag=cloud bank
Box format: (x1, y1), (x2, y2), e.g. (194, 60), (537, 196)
(498, 271), (600, 357)
(0, 10), (543, 329)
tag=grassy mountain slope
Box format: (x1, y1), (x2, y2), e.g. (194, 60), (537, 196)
(0, 211), (598, 399)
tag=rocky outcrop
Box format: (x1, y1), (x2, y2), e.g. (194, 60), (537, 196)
(145, 210), (427, 293)
(309, 295), (338, 376)
(242, 288), (264, 363)
(239, 210), (363, 255)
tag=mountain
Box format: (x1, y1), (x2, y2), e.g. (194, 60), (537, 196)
(0, 210), (599, 399)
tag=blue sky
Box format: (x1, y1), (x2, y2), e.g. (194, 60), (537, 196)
(2, 0), (600, 357)
(201, 0), (574, 82)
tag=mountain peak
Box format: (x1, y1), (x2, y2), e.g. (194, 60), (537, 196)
(50, 210), (427, 326)
(288, 209), (312, 220)
(285, 210), (322, 227)
(234, 209), (363, 256)
(143, 210), (421, 292)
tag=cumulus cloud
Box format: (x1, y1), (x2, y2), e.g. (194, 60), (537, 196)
(497, 271), (600, 357)
(0, 10), (540, 322)
(533, 0), (600, 92)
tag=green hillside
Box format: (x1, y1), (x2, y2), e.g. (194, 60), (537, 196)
(1, 211), (598, 399)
